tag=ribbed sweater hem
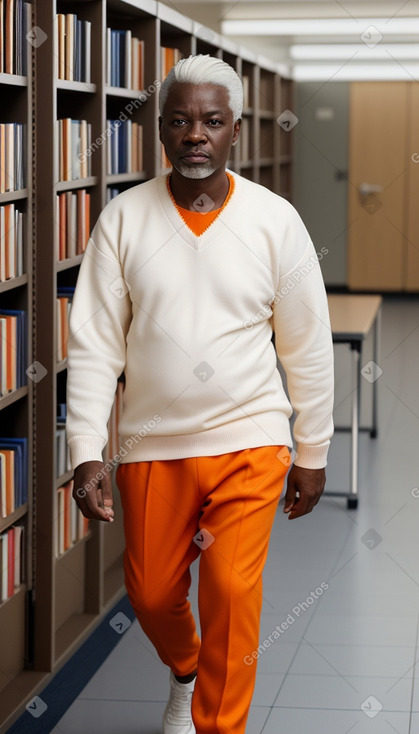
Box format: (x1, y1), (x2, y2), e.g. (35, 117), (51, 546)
(68, 412), (329, 470)
(118, 414), (292, 462)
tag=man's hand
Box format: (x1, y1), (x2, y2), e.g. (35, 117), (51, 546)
(283, 465), (326, 520)
(72, 460), (114, 522)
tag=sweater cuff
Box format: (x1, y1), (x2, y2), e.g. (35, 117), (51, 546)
(68, 435), (107, 470)
(294, 443), (330, 469)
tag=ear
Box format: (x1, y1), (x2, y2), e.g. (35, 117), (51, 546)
(231, 118), (241, 146)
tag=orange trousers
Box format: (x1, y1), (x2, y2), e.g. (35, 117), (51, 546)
(115, 445), (290, 734)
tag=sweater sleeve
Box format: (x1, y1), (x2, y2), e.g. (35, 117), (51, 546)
(66, 221), (132, 470)
(272, 222), (334, 469)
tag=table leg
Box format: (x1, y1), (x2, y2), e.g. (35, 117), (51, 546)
(348, 341), (361, 509)
(371, 306), (381, 438)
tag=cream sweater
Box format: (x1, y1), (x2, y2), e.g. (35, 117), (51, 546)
(66, 171), (334, 470)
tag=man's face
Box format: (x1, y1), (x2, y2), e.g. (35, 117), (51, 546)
(159, 81), (241, 179)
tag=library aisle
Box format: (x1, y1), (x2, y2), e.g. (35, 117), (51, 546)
(0, 1), (294, 729)
(6, 296), (418, 734)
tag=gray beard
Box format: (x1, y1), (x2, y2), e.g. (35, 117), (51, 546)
(173, 160), (217, 179)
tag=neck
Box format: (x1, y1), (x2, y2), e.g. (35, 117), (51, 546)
(168, 167), (230, 211)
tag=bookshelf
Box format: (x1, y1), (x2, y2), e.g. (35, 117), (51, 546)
(0, 0), (34, 727)
(278, 77), (295, 200)
(0, 0), (294, 730)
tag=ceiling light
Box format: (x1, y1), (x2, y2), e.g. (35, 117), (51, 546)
(222, 18), (419, 36)
(290, 43), (419, 60)
(292, 63), (419, 81)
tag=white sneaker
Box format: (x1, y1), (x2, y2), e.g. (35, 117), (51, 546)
(162, 670), (196, 734)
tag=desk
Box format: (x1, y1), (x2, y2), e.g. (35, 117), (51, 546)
(326, 294), (383, 509)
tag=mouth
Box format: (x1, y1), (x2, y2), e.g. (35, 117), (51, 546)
(181, 153), (210, 163)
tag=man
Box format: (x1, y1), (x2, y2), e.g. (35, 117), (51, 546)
(67, 54), (334, 734)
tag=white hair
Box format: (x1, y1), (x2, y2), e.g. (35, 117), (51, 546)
(159, 54), (243, 122)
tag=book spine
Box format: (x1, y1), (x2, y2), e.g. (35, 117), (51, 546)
(17, 210), (23, 276)
(84, 21), (91, 84)
(1, 535), (8, 600)
(5, 0), (15, 75)
(5, 124), (14, 192)
(125, 30), (131, 89)
(0, 125), (5, 193)
(65, 14), (74, 81)
(106, 28), (111, 86)
(0, 1), (4, 75)
(57, 14), (65, 79)
(7, 529), (14, 597)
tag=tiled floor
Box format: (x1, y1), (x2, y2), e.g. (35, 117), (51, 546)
(51, 297), (419, 734)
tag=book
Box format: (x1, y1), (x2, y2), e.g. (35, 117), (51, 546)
(79, 119), (87, 178)
(0, 0), (4, 75)
(0, 206), (5, 279)
(58, 193), (66, 260)
(107, 28), (144, 90)
(4, 203), (15, 278)
(0, 124), (5, 192)
(66, 191), (77, 258)
(0, 319), (6, 395)
(65, 14), (75, 81)
(124, 29), (131, 89)
(56, 190), (90, 260)
(4, 123), (14, 191)
(136, 123), (143, 170)
(107, 120), (143, 174)
(56, 287), (74, 360)
(74, 18), (81, 82)
(138, 40), (144, 90)
(107, 187), (119, 203)
(0, 438), (28, 512)
(15, 121), (23, 189)
(0, 0), (31, 76)
(57, 14), (65, 79)
(55, 479), (89, 557)
(0, 309), (27, 393)
(13, 524), (24, 589)
(0, 525), (24, 602)
(58, 119), (91, 181)
(132, 37), (138, 90)
(161, 46), (181, 80)
(57, 486), (64, 555)
(5, 0), (15, 75)
(56, 425), (70, 477)
(22, 2), (31, 76)
(84, 21), (91, 84)
(0, 532), (8, 601)
(106, 27), (111, 86)
(71, 120), (81, 179)
(16, 208), (23, 275)
(14, 0), (22, 76)
(0, 449), (14, 516)
(7, 525), (14, 597)
(76, 188), (90, 255)
(61, 118), (71, 181)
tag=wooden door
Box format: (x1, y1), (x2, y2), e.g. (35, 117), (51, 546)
(347, 82), (408, 290)
(406, 84), (419, 290)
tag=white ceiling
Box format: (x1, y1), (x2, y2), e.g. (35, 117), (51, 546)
(168, 1), (419, 79)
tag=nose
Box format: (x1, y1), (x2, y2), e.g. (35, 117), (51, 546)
(182, 121), (207, 144)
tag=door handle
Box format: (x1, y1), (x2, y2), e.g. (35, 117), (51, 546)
(358, 183), (383, 196)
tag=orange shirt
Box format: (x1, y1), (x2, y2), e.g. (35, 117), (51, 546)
(166, 171), (235, 236)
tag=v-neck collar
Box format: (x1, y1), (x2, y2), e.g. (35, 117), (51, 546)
(157, 169), (238, 251)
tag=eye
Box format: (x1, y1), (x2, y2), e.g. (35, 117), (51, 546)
(172, 119), (187, 126)
(207, 119), (222, 126)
